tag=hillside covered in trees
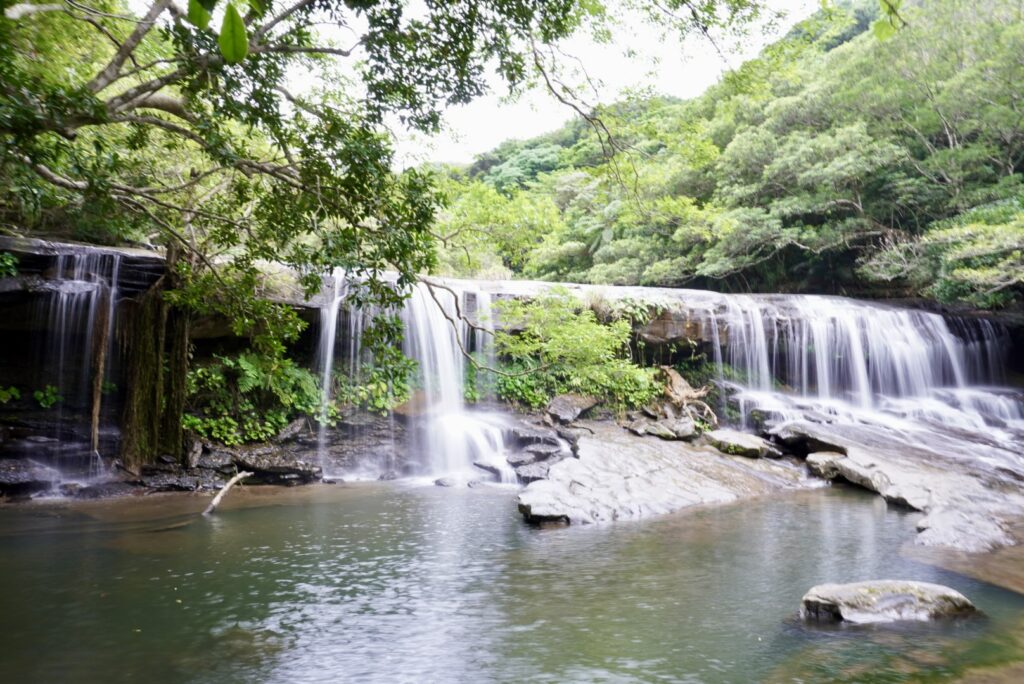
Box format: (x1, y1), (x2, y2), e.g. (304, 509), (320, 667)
(433, 0), (1024, 311)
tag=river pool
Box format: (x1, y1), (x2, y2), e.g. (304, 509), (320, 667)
(1, 484), (1021, 683)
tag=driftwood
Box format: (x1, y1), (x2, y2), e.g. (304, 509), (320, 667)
(202, 471), (253, 516)
(656, 366), (719, 427)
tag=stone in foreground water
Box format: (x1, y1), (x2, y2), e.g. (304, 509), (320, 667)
(801, 580), (977, 624)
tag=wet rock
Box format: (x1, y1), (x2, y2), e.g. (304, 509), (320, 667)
(195, 450), (234, 473)
(507, 423), (564, 449)
(806, 451), (846, 479)
(74, 481), (142, 499)
(473, 461), (502, 478)
(507, 451), (539, 467)
(644, 420), (678, 440)
(517, 421), (809, 524)
(625, 418), (650, 436)
(467, 479), (488, 489)
(140, 472), (200, 492)
(545, 394), (600, 425)
(434, 477), (456, 487)
(800, 581), (977, 624)
(705, 429), (782, 458)
(773, 420), (1024, 552)
(0, 459), (60, 496)
(515, 461), (551, 484)
(554, 427), (582, 456)
(185, 437), (203, 469)
(230, 447), (321, 485)
(273, 417), (309, 443)
(662, 416), (697, 440)
(526, 442), (565, 458)
(377, 470), (400, 481)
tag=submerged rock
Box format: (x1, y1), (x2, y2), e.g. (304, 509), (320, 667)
(705, 429), (782, 458)
(545, 394), (600, 424)
(800, 580), (977, 624)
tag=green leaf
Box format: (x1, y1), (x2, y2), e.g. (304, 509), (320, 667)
(871, 18), (896, 41)
(218, 4), (249, 64)
(248, 0), (268, 16)
(187, 0), (211, 29)
(198, 0), (219, 11)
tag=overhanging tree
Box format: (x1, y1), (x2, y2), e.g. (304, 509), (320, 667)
(0, 0), (767, 464)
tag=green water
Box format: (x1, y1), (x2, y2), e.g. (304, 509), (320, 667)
(0, 485), (1021, 683)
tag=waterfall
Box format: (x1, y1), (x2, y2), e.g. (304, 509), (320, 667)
(32, 251), (122, 476)
(313, 277), (515, 483)
(402, 283), (515, 482)
(315, 268), (347, 479)
(689, 294), (1022, 445)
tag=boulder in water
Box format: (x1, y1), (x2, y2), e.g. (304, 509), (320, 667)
(705, 429), (782, 458)
(800, 580), (977, 624)
(545, 394), (600, 424)
(434, 477), (456, 487)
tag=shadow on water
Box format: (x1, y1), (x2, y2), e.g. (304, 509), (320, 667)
(0, 484), (1022, 683)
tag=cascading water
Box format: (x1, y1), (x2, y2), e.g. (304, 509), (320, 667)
(315, 268), (346, 479)
(313, 276), (515, 483)
(401, 283), (516, 483)
(681, 293), (1023, 469)
(31, 251), (122, 477)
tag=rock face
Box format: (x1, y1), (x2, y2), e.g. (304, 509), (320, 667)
(623, 416), (698, 440)
(504, 419), (573, 481)
(517, 420), (810, 524)
(227, 446), (322, 485)
(800, 581), (977, 624)
(545, 394), (600, 424)
(773, 419), (1024, 552)
(704, 429), (782, 458)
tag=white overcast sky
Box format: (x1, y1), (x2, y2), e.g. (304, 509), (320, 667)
(393, 0), (820, 166)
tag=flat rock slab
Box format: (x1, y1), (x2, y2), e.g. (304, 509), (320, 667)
(517, 421), (810, 524)
(705, 429), (782, 458)
(774, 419), (1024, 552)
(801, 580), (977, 624)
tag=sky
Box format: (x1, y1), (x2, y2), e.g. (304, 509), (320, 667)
(393, 0), (820, 167)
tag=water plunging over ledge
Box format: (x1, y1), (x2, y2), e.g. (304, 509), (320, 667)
(314, 275), (516, 483)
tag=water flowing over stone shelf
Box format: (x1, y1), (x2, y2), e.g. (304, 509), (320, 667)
(2, 237), (1023, 558)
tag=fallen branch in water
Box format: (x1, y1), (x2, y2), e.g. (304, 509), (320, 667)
(202, 471), (253, 516)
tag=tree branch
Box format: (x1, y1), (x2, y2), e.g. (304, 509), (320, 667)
(86, 0), (173, 94)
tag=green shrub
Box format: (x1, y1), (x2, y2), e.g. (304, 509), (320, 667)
(184, 351), (322, 446)
(33, 385), (61, 408)
(0, 252), (17, 278)
(493, 288), (660, 410)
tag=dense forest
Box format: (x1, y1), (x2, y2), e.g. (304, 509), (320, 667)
(433, 0), (1024, 311)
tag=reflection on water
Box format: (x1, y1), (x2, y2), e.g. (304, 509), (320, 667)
(0, 485), (1022, 683)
